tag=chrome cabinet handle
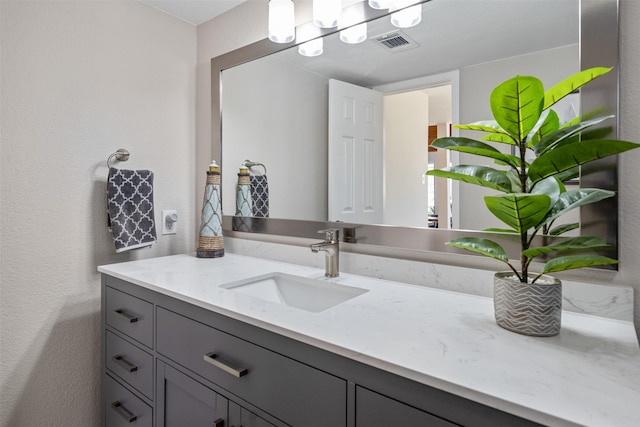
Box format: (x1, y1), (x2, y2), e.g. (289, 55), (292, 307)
(113, 309), (138, 323)
(203, 353), (248, 378)
(111, 401), (137, 423)
(112, 355), (138, 373)
(212, 418), (225, 427)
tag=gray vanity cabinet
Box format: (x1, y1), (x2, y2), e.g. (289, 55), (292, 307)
(229, 402), (277, 427)
(104, 374), (153, 427)
(155, 360), (277, 427)
(101, 274), (542, 427)
(355, 386), (456, 427)
(156, 306), (346, 427)
(156, 361), (228, 427)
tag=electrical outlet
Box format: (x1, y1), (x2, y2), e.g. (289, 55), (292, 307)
(162, 210), (178, 235)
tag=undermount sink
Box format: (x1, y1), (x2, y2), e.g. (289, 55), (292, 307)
(221, 272), (368, 312)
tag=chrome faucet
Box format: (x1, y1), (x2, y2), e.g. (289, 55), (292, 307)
(310, 229), (340, 277)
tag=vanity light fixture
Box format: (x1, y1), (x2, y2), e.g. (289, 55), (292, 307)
(268, 0), (295, 43)
(369, 0), (392, 9)
(390, 0), (422, 28)
(313, 0), (342, 28)
(298, 38), (324, 57)
(340, 22), (368, 44)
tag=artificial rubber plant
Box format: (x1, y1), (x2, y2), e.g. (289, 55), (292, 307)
(427, 67), (640, 284)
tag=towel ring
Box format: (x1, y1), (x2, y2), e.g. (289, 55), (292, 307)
(243, 159), (267, 175)
(107, 149), (130, 169)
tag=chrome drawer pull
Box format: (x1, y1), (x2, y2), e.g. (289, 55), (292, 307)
(114, 309), (138, 323)
(112, 355), (138, 373)
(203, 353), (248, 378)
(111, 401), (137, 423)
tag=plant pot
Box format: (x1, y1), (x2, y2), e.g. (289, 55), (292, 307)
(493, 272), (562, 337)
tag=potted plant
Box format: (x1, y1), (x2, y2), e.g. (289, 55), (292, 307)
(426, 67), (640, 336)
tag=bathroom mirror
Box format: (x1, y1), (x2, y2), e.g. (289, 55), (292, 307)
(213, 0), (619, 258)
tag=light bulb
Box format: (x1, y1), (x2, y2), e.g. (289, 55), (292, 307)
(369, 0), (391, 9)
(269, 0), (295, 43)
(390, 1), (422, 29)
(313, 0), (341, 28)
(298, 38), (323, 57)
(340, 23), (368, 44)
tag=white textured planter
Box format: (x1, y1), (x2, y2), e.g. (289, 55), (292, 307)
(493, 272), (562, 337)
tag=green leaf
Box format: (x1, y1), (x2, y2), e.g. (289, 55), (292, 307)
(541, 254), (619, 274)
(426, 165), (512, 192)
(530, 176), (562, 207)
(431, 137), (521, 169)
(549, 222), (580, 236)
(553, 167), (580, 183)
(523, 236), (610, 259)
(533, 115), (614, 156)
(543, 67), (612, 109)
(482, 133), (518, 145)
(505, 169), (524, 193)
(445, 237), (510, 263)
(561, 116), (582, 128)
(528, 139), (640, 185)
(483, 228), (518, 234)
(528, 109), (560, 147)
(545, 188), (615, 225)
(491, 75), (545, 142)
(485, 194), (552, 233)
(455, 120), (508, 134)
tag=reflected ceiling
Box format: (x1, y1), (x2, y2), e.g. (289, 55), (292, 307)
(278, 0), (578, 88)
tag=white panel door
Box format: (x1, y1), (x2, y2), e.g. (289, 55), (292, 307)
(328, 79), (384, 224)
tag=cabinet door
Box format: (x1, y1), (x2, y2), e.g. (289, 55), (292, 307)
(356, 386), (457, 427)
(157, 307), (346, 427)
(157, 361), (228, 427)
(229, 401), (276, 427)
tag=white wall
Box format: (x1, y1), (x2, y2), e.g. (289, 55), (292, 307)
(383, 91), (430, 227)
(458, 44), (580, 231)
(221, 55), (328, 220)
(0, 1), (196, 425)
(425, 85), (452, 125)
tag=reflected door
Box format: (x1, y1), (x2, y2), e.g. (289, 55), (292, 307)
(328, 79), (384, 224)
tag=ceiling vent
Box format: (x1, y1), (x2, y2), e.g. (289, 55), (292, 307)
(371, 30), (420, 53)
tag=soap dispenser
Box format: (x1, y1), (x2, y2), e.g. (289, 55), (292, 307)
(197, 160), (224, 258)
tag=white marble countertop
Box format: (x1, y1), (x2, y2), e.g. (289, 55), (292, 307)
(99, 253), (640, 427)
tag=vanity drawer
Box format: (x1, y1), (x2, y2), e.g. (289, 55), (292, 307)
(104, 374), (153, 427)
(106, 330), (154, 400)
(106, 286), (153, 348)
(356, 386), (457, 427)
(156, 307), (347, 427)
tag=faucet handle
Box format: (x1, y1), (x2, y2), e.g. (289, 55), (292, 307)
(318, 228), (339, 242)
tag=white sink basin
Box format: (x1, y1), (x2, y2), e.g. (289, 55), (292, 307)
(221, 272), (368, 312)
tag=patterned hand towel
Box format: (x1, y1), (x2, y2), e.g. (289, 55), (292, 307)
(250, 174), (269, 217)
(107, 168), (157, 253)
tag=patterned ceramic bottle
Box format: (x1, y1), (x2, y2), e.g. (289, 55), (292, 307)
(197, 160), (224, 258)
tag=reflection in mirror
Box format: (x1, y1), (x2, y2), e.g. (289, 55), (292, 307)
(214, 0), (618, 259)
(221, 0), (579, 231)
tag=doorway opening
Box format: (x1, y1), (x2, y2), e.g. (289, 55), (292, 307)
(382, 82), (453, 229)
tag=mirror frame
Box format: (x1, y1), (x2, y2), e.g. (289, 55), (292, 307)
(212, 0), (619, 262)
